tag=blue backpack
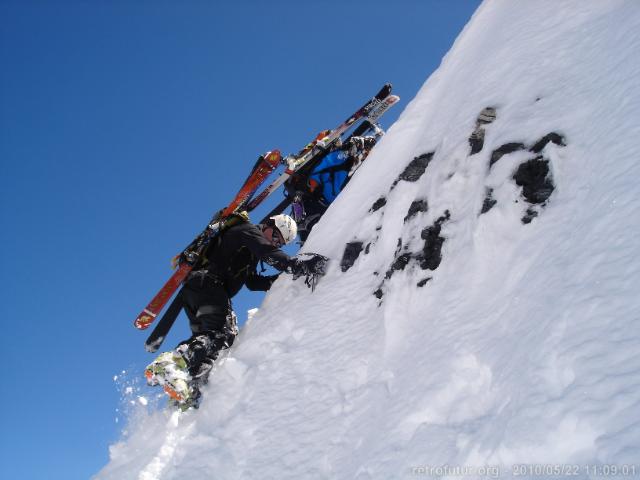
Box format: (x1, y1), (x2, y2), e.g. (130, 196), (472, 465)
(308, 150), (351, 203)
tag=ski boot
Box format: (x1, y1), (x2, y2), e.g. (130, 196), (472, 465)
(145, 351), (194, 405)
(167, 385), (202, 411)
(166, 358), (212, 410)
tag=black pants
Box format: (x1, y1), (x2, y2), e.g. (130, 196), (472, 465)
(176, 275), (237, 380)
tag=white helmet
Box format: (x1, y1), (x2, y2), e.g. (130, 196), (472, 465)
(270, 214), (297, 244)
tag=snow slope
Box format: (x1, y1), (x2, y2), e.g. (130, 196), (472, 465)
(97, 1), (640, 478)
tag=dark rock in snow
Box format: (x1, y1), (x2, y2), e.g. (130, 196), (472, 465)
(522, 208), (539, 224)
(392, 153), (434, 188)
(513, 156), (554, 204)
(469, 130), (485, 155)
(385, 253), (413, 279)
(481, 188), (497, 214)
(369, 196), (387, 213)
(375, 211), (450, 301)
(394, 238), (403, 256)
(482, 133), (565, 223)
(340, 241), (364, 272)
(477, 107), (497, 125)
(469, 107), (497, 155)
(530, 132), (566, 153)
(416, 211), (451, 271)
(490, 142), (526, 167)
(404, 199), (429, 222)
(488, 132), (564, 167)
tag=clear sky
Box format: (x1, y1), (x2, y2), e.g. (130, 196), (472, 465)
(0, 1), (480, 478)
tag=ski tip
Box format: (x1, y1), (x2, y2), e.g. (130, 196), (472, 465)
(145, 337), (164, 353)
(377, 83), (393, 99)
(263, 149), (282, 167)
(134, 314), (154, 330)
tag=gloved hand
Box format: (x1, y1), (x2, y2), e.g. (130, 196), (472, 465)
(290, 253), (328, 281)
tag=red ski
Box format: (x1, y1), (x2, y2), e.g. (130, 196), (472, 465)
(133, 150), (281, 330)
(134, 263), (192, 330)
(222, 150), (282, 215)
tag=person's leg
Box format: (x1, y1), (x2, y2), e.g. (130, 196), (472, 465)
(177, 280), (234, 377)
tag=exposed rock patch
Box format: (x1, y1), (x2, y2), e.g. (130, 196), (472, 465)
(522, 208), (539, 224)
(513, 156), (554, 204)
(469, 107), (497, 155)
(404, 199), (429, 223)
(482, 130), (566, 224)
(385, 253), (412, 279)
(369, 196), (387, 213)
(374, 210), (451, 300)
(391, 153), (434, 189)
(480, 187), (497, 215)
(490, 142), (525, 167)
(340, 241), (364, 272)
(416, 211), (451, 271)
(530, 132), (566, 153)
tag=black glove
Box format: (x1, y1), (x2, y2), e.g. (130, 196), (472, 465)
(290, 253), (328, 283)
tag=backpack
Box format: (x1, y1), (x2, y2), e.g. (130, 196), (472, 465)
(307, 135), (378, 204)
(308, 149), (352, 204)
(179, 210), (250, 269)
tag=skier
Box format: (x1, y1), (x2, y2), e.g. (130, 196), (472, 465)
(146, 213), (326, 406)
(286, 126), (383, 242)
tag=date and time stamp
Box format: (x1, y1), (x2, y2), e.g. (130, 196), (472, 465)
(410, 464), (638, 477)
(512, 464), (638, 477)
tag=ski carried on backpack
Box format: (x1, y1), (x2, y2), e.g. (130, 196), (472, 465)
(133, 151), (281, 330)
(245, 84), (397, 212)
(258, 107), (399, 224)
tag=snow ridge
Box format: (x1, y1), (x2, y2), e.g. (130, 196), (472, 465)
(97, 1), (640, 478)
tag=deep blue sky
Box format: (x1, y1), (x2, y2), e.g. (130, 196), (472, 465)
(0, 1), (480, 478)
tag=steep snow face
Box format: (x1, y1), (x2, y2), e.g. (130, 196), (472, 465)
(97, 1), (640, 478)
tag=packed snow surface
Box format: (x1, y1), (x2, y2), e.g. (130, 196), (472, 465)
(97, 0), (640, 478)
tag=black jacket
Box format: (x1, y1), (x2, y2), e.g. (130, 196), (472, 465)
(197, 222), (294, 297)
